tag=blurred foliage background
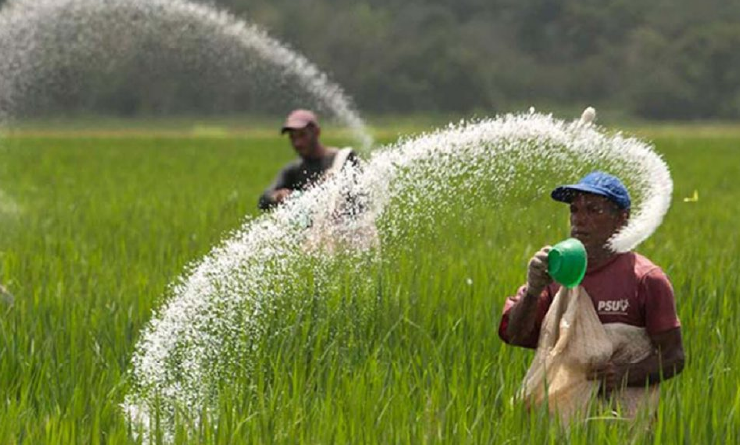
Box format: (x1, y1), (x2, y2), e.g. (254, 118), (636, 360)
(2, 0), (739, 120)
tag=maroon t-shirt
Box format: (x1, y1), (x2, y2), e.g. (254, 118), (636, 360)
(498, 252), (680, 349)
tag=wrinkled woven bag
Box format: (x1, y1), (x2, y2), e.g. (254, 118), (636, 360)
(519, 286), (660, 424)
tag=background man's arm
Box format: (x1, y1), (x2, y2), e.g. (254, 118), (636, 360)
(258, 165), (295, 210)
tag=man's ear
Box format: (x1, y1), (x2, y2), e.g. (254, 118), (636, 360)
(620, 209), (630, 226)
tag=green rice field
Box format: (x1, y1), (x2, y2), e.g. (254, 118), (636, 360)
(0, 123), (738, 443)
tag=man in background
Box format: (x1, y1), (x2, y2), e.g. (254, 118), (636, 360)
(258, 109), (359, 210)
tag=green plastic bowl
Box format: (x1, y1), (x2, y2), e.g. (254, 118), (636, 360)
(547, 238), (588, 288)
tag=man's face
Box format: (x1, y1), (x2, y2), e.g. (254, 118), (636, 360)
(569, 192), (629, 254)
(287, 125), (319, 158)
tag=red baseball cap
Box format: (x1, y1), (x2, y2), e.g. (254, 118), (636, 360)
(281, 109), (319, 134)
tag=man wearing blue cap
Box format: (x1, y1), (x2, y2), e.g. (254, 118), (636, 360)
(499, 171), (684, 397)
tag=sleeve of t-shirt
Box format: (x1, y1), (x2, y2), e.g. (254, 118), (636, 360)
(258, 163), (297, 210)
(640, 268), (681, 335)
(498, 284), (554, 349)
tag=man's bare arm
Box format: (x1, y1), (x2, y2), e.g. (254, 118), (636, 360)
(505, 289), (543, 346)
(259, 164), (295, 210)
(505, 246), (552, 346)
(589, 326), (685, 392)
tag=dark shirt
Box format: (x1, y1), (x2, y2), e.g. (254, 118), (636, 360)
(258, 149), (360, 210)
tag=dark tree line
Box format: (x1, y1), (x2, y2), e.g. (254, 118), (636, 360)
(2, 0), (740, 119)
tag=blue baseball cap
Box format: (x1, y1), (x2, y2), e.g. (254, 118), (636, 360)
(551, 171), (631, 209)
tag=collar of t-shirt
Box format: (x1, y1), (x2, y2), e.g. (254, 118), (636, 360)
(585, 252), (628, 275)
